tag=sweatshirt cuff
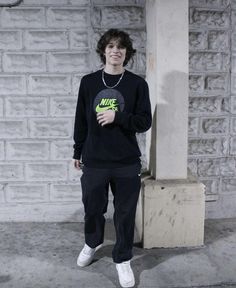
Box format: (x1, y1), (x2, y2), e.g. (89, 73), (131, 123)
(73, 149), (81, 160)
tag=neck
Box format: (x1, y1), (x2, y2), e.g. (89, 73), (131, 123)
(104, 64), (124, 75)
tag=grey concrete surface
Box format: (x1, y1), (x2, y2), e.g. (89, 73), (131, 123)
(0, 218), (236, 288)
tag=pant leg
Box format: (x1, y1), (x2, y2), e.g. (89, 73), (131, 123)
(80, 166), (109, 248)
(110, 163), (141, 263)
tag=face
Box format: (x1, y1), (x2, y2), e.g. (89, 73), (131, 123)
(104, 39), (127, 67)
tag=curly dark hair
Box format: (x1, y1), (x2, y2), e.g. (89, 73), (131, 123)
(96, 29), (136, 66)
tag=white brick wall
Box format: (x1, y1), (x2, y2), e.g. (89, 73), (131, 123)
(0, 0), (146, 221)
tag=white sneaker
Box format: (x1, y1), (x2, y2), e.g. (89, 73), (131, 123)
(77, 243), (102, 267)
(116, 260), (135, 288)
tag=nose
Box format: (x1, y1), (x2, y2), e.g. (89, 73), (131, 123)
(112, 45), (119, 52)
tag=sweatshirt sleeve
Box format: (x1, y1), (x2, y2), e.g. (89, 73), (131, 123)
(113, 79), (152, 133)
(73, 77), (88, 160)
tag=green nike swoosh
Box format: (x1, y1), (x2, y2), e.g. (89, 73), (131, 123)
(96, 104), (116, 112)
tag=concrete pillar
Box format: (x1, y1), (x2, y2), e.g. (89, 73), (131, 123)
(135, 0), (205, 248)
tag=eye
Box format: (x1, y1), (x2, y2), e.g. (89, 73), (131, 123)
(107, 44), (114, 49)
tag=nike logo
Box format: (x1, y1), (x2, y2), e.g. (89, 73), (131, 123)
(95, 98), (119, 113)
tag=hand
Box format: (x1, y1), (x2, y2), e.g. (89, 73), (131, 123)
(97, 110), (115, 126)
(73, 159), (81, 170)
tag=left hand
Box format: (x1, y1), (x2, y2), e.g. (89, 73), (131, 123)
(97, 110), (115, 126)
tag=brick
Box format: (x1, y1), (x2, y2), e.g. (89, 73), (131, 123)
(126, 29), (146, 49)
(69, 30), (89, 49)
(0, 120), (27, 138)
(230, 118), (236, 135)
(47, 8), (89, 28)
(50, 97), (76, 116)
(92, 6), (145, 28)
(23, 0), (68, 4)
(0, 163), (24, 181)
(0, 75), (26, 95)
(68, 160), (82, 181)
(28, 75), (71, 95)
(205, 74), (228, 92)
(48, 52), (90, 73)
(72, 74), (83, 96)
(0, 30), (22, 50)
(189, 31), (207, 50)
(51, 141), (73, 160)
(200, 178), (220, 195)
(188, 117), (199, 136)
(25, 30), (68, 50)
(0, 142), (4, 160)
(189, 75), (204, 93)
(6, 141), (49, 160)
(1, 8), (45, 28)
(221, 178), (236, 193)
(189, 8), (229, 28)
(189, 97), (221, 114)
(208, 31), (229, 51)
(50, 184), (81, 202)
(198, 158), (220, 176)
(189, 52), (226, 72)
(5, 97), (47, 117)
(3, 53), (46, 72)
(5, 184), (48, 203)
(220, 158), (236, 176)
(25, 162), (67, 181)
(29, 118), (71, 138)
(201, 117), (229, 134)
(188, 138), (227, 156)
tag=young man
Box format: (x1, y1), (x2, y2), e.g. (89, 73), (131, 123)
(73, 29), (152, 288)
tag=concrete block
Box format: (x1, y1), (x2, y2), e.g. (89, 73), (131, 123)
(188, 138), (227, 156)
(0, 120), (27, 138)
(220, 158), (236, 176)
(0, 30), (22, 50)
(3, 53), (46, 72)
(92, 0), (137, 4)
(208, 31), (229, 51)
(0, 75), (26, 95)
(48, 52), (90, 73)
(232, 33), (236, 52)
(69, 0), (89, 4)
(50, 183), (81, 202)
(189, 0), (230, 7)
(5, 97), (47, 117)
(25, 162), (67, 181)
(189, 97), (221, 114)
(189, 75), (204, 93)
(72, 74), (83, 96)
(189, 52), (224, 72)
(29, 118), (72, 138)
(139, 177), (205, 248)
(201, 117), (229, 134)
(0, 184), (4, 202)
(221, 178), (236, 193)
(47, 8), (89, 28)
(68, 160), (82, 182)
(50, 140), (73, 160)
(136, 52), (145, 73)
(24, 30), (68, 50)
(50, 97), (76, 117)
(198, 158), (220, 177)
(28, 75), (71, 95)
(205, 74), (228, 93)
(23, 0), (68, 4)
(229, 136), (236, 154)
(230, 117), (236, 134)
(189, 31), (207, 50)
(188, 117), (199, 136)
(0, 142), (4, 160)
(0, 98), (3, 117)
(232, 53), (236, 73)
(6, 141), (49, 160)
(1, 8), (45, 28)
(200, 178), (220, 195)
(92, 6), (145, 28)
(187, 159), (198, 176)
(189, 8), (229, 28)
(69, 30), (89, 49)
(5, 184), (48, 203)
(0, 163), (24, 181)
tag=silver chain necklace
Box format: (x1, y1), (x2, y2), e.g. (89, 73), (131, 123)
(102, 69), (125, 89)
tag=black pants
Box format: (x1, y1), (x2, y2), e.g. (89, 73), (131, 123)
(80, 163), (141, 263)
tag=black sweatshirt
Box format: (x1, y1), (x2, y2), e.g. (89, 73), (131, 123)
(73, 69), (152, 168)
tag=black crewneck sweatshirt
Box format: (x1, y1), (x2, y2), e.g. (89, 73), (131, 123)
(73, 69), (152, 168)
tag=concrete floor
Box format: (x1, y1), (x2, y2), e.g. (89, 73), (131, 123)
(0, 218), (236, 288)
